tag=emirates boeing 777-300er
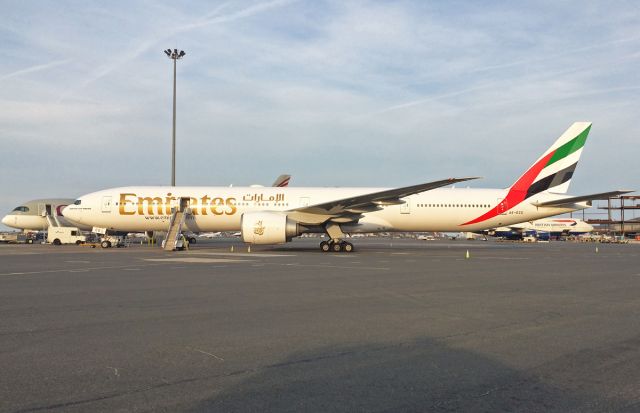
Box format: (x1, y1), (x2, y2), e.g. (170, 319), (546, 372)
(63, 122), (631, 252)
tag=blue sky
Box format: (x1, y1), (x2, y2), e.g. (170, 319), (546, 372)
(1, 0), (638, 227)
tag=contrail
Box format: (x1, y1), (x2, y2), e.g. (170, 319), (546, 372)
(60, 0), (297, 101)
(369, 83), (495, 115)
(180, 0), (296, 31)
(369, 36), (640, 117)
(0, 59), (71, 82)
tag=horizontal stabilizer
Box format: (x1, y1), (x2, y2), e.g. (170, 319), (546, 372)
(533, 190), (634, 207)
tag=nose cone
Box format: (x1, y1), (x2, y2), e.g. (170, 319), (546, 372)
(62, 205), (81, 224)
(2, 214), (18, 229)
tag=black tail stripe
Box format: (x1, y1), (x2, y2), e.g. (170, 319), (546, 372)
(525, 162), (577, 199)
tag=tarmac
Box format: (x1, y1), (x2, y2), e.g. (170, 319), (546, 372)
(1, 238), (639, 412)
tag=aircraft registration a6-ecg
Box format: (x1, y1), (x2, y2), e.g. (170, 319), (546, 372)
(63, 122), (631, 252)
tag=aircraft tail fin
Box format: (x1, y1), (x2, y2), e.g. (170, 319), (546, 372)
(508, 122), (591, 198)
(272, 174), (291, 187)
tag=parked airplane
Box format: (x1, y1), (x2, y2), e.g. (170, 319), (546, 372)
(63, 122), (631, 252)
(487, 218), (594, 239)
(2, 199), (92, 231)
(2, 175), (290, 234)
(272, 174), (291, 187)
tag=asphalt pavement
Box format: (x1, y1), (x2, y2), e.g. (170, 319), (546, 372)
(1, 238), (639, 412)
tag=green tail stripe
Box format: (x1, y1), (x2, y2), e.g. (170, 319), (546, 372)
(545, 125), (591, 167)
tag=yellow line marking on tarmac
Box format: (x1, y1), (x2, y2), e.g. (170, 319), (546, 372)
(144, 258), (248, 263)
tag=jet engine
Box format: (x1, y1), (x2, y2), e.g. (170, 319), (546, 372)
(241, 212), (300, 244)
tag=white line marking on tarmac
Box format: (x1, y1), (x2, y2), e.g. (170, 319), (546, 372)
(107, 366), (120, 377)
(273, 263), (390, 271)
(191, 347), (224, 361)
(0, 263), (168, 276)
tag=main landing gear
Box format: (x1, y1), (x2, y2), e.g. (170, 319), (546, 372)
(320, 222), (355, 253)
(320, 240), (354, 253)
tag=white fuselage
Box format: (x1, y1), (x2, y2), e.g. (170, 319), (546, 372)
(2, 198), (92, 231)
(63, 186), (582, 234)
(497, 218), (594, 234)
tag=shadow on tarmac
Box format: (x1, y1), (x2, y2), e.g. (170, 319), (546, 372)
(189, 336), (634, 413)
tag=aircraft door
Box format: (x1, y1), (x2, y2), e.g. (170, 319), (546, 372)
(179, 197), (190, 212)
(400, 199), (410, 214)
(101, 196), (112, 213)
(497, 198), (508, 215)
(38, 203), (46, 217)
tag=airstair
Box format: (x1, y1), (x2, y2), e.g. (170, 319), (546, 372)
(45, 213), (61, 228)
(163, 206), (187, 251)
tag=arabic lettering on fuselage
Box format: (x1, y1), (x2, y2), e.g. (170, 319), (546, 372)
(242, 193), (285, 203)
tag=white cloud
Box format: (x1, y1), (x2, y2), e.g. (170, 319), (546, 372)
(1, 0), (639, 226)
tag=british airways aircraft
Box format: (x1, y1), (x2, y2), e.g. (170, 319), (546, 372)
(63, 123), (631, 252)
(488, 218), (594, 239)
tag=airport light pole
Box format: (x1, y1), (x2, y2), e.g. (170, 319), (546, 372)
(164, 48), (186, 186)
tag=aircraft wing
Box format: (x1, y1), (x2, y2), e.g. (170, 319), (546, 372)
(272, 174), (291, 187)
(287, 177), (480, 223)
(533, 190), (634, 207)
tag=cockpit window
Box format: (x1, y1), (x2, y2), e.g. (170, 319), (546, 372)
(73, 200), (82, 205)
(12, 206), (29, 212)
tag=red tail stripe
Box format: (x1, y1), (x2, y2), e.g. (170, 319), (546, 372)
(277, 178), (290, 187)
(461, 150), (556, 226)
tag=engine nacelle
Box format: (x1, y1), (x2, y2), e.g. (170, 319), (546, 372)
(241, 212), (300, 244)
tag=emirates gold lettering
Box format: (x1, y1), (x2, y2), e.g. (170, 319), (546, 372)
(210, 197), (224, 215)
(119, 193), (238, 216)
(200, 195), (210, 215)
(119, 193), (136, 215)
(226, 197), (237, 215)
(165, 193), (177, 213)
(189, 197), (199, 215)
(138, 197), (164, 215)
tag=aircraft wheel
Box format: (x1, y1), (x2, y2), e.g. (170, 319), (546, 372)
(331, 241), (343, 252)
(320, 241), (330, 252)
(53, 239), (61, 246)
(101, 240), (112, 248)
(343, 242), (354, 253)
